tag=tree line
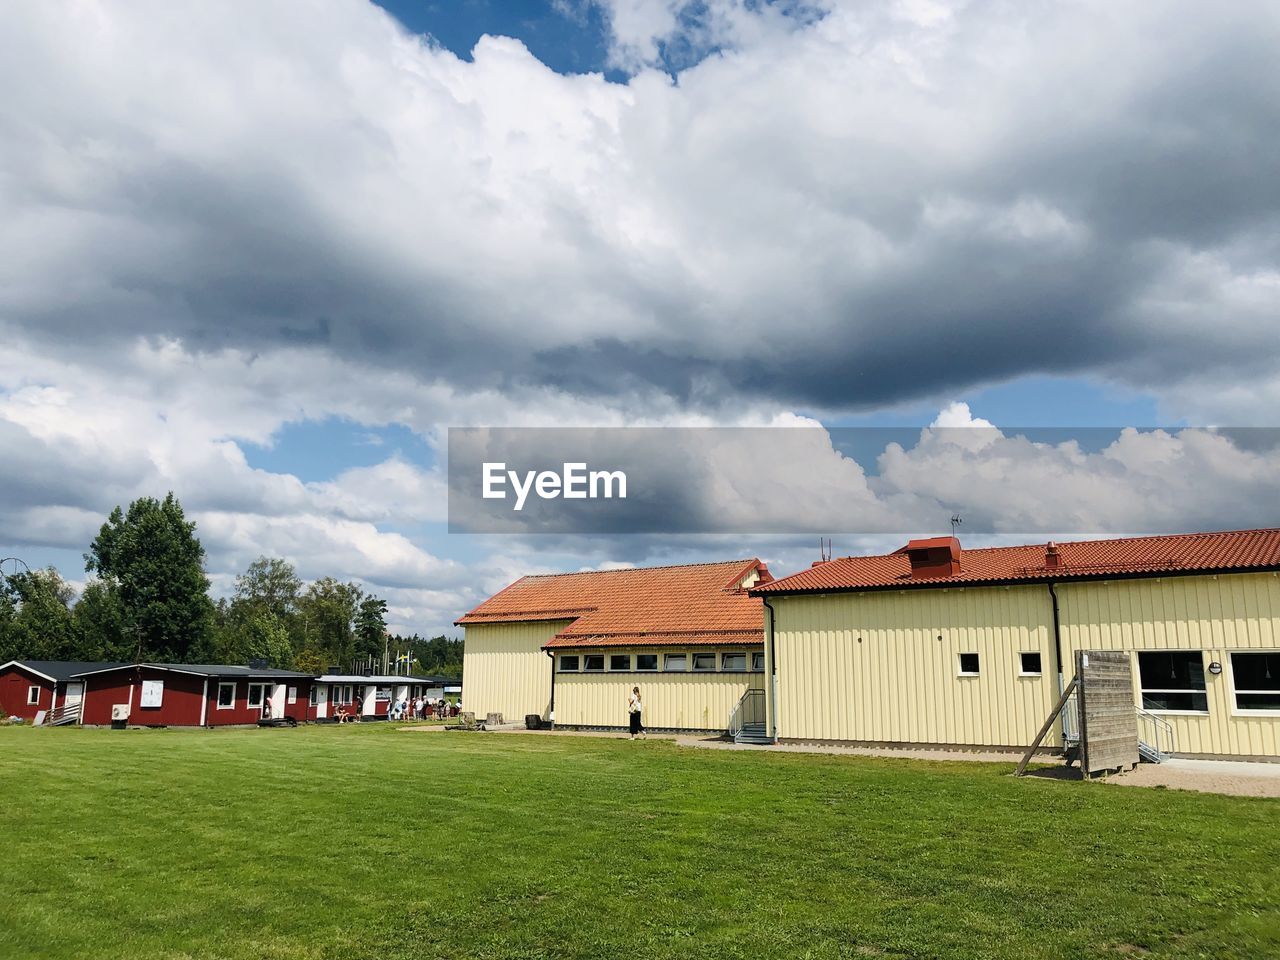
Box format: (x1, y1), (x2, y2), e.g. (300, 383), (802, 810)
(0, 493), (461, 676)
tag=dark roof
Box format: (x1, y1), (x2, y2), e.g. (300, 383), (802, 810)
(71, 662), (315, 679)
(3, 660), (127, 682)
(753, 528), (1280, 596)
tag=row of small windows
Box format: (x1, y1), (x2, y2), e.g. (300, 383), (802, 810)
(558, 652), (765, 673)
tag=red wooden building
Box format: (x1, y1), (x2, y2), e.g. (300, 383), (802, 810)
(76, 663), (316, 727)
(0, 660), (124, 723)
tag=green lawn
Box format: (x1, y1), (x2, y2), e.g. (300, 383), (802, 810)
(1, 726), (1276, 960)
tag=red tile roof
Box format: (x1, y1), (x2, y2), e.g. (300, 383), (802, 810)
(752, 528), (1280, 595)
(456, 559), (769, 649)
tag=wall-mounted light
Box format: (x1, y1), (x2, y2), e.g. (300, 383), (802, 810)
(1208, 661), (1223, 675)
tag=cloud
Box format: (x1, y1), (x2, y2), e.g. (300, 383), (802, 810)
(0, 0), (1276, 422)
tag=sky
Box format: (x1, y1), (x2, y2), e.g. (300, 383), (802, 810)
(1, 0), (1278, 636)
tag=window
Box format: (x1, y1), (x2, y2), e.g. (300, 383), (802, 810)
(247, 683), (267, 708)
(27, 685), (40, 705)
(721, 653), (747, 672)
(216, 682), (236, 709)
(664, 653), (687, 672)
(692, 653), (716, 672)
(958, 653), (980, 676)
(636, 654), (658, 671)
(752, 652), (765, 671)
(309, 687), (319, 706)
(287, 686), (298, 704)
(558, 655), (580, 672)
(583, 654), (605, 672)
(1231, 652), (1280, 711)
(1019, 652), (1042, 675)
(609, 654), (631, 671)
(1137, 651), (1207, 712)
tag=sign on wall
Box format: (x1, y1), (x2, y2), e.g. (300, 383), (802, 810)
(140, 679), (164, 708)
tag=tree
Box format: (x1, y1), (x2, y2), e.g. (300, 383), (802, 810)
(84, 493), (215, 663)
(355, 596), (388, 661)
(72, 579), (130, 661)
(242, 610), (294, 668)
(295, 577), (363, 669)
(391, 632), (464, 678)
(0, 567), (77, 662)
(234, 557), (301, 622)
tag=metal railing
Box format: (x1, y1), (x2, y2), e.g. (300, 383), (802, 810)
(1061, 690), (1080, 746)
(728, 688), (766, 739)
(1136, 708), (1175, 761)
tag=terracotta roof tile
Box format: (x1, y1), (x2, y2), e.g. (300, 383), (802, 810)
(457, 559), (768, 647)
(753, 528), (1280, 595)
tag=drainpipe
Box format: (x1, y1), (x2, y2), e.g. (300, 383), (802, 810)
(544, 648), (556, 727)
(1047, 581), (1064, 687)
(762, 597), (777, 741)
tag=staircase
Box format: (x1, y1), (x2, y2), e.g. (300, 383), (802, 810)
(1061, 693), (1173, 763)
(728, 688), (771, 745)
(42, 703), (81, 726)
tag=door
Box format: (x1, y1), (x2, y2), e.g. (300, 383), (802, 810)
(63, 682), (85, 721)
(315, 685), (328, 719)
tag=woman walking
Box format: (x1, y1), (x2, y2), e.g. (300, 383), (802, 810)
(627, 687), (646, 740)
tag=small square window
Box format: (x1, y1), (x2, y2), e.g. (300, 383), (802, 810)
(721, 653), (747, 672)
(583, 654), (605, 672)
(751, 652), (765, 671)
(636, 654), (658, 671)
(558, 655), (580, 672)
(309, 687), (319, 706)
(609, 654), (631, 671)
(664, 654), (687, 672)
(247, 684), (265, 707)
(217, 683), (235, 708)
(958, 653), (980, 676)
(1019, 652), (1042, 675)
(692, 653), (716, 671)
(27, 686), (40, 706)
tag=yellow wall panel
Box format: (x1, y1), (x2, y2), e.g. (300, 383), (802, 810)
(555, 666), (762, 731)
(461, 620), (570, 722)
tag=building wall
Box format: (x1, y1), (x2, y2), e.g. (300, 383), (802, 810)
(770, 585), (1060, 748)
(1058, 572), (1280, 757)
(0, 666), (55, 721)
(461, 620), (570, 722)
(82, 668), (207, 726)
(554, 657), (763, 731)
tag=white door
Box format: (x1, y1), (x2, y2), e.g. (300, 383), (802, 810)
(315, 685), (329, 719)
(270, 684), (286, 719)
(64, 682), (84, 720)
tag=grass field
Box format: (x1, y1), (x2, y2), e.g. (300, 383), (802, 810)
(1, 726), (1277, 960)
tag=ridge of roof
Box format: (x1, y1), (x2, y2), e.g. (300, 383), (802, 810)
(516, 558), (758, 580)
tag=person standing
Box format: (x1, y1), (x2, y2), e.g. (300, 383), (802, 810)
(627, 687), (646, 740)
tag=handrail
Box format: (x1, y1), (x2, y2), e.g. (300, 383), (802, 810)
(1135, 708), (1175, 758)
(728, 688), (765, 738)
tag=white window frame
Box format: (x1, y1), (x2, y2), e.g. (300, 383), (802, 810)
(608, 654), (631, 672)
(635, 654), (658, 672)
(1018, 652), (1043, 677)
(1137, 650), (1209, 715)
(247, 683), (269, 709)
(1228, 650), (1280, 715)
(216, 682), (236, 710)
(721, 653), (748, 672)
(309, 686), (319, 706)
(27, 685), (40, 705)
(692, 652), (716, 672)
(287, 686), (297, 704)
(583, 654), (605, 672)
(957, 652), (981, 677)
(558, 654), (581, 673)
(664, 653), (688, 672)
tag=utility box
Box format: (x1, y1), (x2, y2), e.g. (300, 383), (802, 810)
(111, 704), (130, 730)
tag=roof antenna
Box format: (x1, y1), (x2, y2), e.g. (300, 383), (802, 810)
(950, 515), (963, 536)
(819, 537), (832, 562)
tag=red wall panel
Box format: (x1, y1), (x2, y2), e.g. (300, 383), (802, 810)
(0, 667), (54, 721)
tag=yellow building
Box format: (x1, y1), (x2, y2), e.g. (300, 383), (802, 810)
(751, 530), (1280, 760)
(457, 559), (771, 734)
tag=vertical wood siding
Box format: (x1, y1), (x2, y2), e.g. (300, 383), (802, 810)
(1058, 573), (1280, 757)
(555, 669), (761, 731)
(461, 621), (571, 722)
(772, 586), (1059, 747)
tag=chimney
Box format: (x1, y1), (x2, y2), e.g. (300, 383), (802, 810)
(903, 537), (962, 579)
(1045, 542), (1061, 570)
